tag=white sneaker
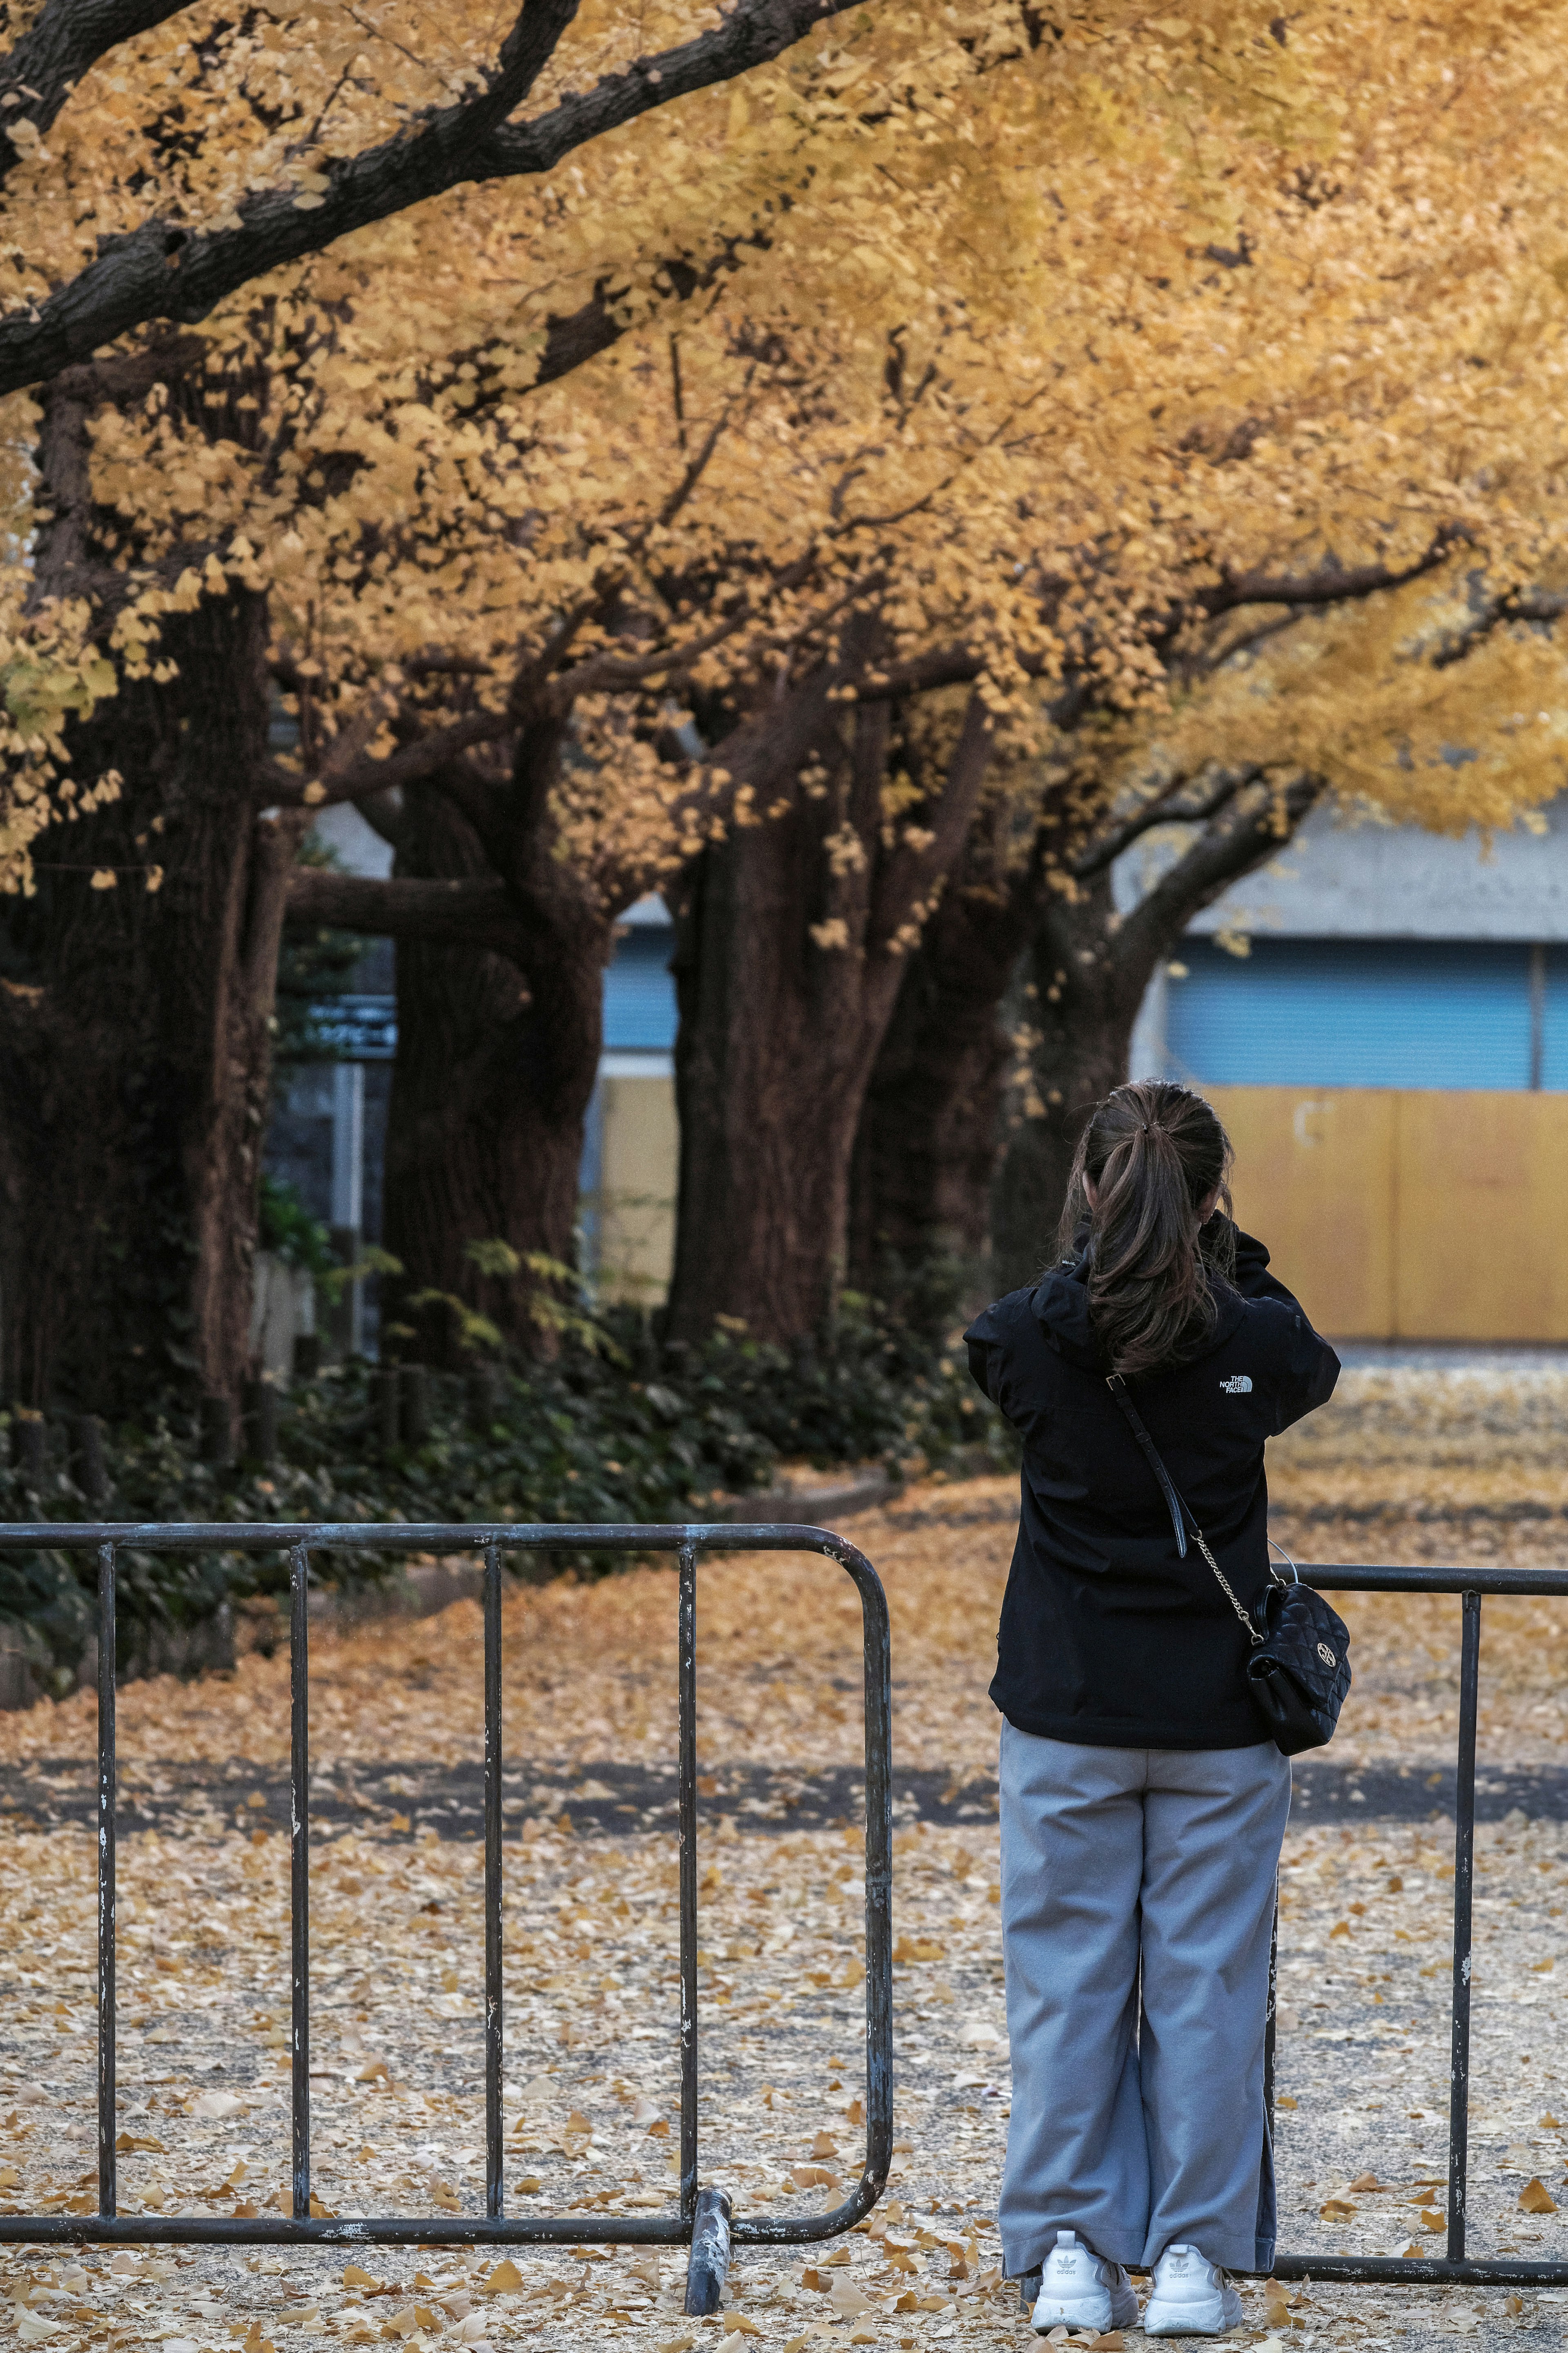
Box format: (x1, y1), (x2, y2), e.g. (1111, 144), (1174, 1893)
(1143, 2243), (1243, 2337)
(1029, 2230), (1139, 2334)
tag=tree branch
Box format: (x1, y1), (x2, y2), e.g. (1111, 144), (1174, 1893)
(1200, 526), (1468, 617)
(1073, 763), (1263, 879)
(0, 0), (866, 396)
(1430, 586), (1568, 670)
(0, 0), (192, 187)
(285, 868), (529, 966)
(1114, 770), (1326, 985)
(262, 708), (512, 808)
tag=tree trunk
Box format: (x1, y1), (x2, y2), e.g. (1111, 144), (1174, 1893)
(990, 869), (1149, 1293)
(666, 806), (868, 1347)
(847, 845), (1020, 1312)
(0, 589), (279, 1418)
(380, 779), (612, 1361)
(666, 682), (995, 1347)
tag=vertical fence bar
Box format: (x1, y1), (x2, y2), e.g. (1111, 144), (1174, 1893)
(96, 1542), (116, 2219)
(1264, 1885), (1278, 2130)
(290, 1543), (311, 2222)
(484, 1543), (504, 2221)
(858, 1550), (894, 2206)
(1447, 1588), (1481, 2263)
(678, 1539), (699, 2225)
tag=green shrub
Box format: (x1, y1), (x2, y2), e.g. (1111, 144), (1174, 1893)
(0, 1292), (1009, 1680)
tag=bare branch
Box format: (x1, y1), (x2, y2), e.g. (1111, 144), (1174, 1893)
(0, 0), (869, 397)
(1201, 525), (1469, 617)
(1430, 585), (1568, 670)
(1073, 763), (1263, 879)
(1114, 769), (1326, 984)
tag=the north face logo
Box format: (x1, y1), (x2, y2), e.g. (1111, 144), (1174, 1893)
(1220, 1374), (1253, 1394)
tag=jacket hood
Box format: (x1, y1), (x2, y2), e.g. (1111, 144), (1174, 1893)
(1030, 1249), (1248, 1372)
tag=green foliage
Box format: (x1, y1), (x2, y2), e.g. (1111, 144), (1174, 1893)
(258, 1173), (336, 1277)
(640, 1291), (1012, 1478)
(0, 1289), (1008, 1687)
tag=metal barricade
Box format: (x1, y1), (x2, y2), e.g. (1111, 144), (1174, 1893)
(1269, 1562), (1568, 2291)
(0, 1521), (893, 2311)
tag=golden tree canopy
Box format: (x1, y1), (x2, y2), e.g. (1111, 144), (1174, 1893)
(6, 0), (1568, 894)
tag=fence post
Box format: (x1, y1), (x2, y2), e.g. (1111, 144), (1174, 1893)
(242, 1381), (280, 1469)
(70, 1414), (108, 1506)
(290, 1543), (312, 2222)
(1447, 1589), (1481, 2263)
(96, 1541), (116, 2220)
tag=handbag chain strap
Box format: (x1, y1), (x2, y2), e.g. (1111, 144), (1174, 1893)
(1106, 1374), (1264, 1646)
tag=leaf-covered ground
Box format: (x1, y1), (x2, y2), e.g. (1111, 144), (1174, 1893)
(1, 1367), (1566, 2352)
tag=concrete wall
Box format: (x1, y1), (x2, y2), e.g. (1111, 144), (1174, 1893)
(1118, 791), (1568, 945)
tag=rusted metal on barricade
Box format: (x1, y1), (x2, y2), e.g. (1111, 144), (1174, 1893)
(0, 1521), (894, 2312)
(1269, 1563), (1568, 2291)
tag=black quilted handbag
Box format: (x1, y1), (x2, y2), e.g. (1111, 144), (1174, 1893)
(1107, 1375), (1351, 1756)
(1245, 1560), (1352, 1755)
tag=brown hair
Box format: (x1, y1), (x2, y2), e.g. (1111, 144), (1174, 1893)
(1055, 1080), (1236, 1380)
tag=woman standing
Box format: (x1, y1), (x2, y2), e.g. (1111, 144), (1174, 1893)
(965, 1082), (1339, 2337)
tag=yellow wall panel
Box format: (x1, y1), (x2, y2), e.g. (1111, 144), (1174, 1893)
(597, 1073), (679, 1304)
(1393, 1091), (1568, 1341)
(1204, 1086), (1397, 1340)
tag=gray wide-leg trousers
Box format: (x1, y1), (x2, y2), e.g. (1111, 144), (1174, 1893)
(998, 1721), (1291, 2281)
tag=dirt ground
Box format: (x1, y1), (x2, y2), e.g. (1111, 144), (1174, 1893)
(0, 1366), (1566, 2352)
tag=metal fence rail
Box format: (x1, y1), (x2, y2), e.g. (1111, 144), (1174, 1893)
(1269, 1563), (1568, 2291)
(0, 1522), (893, 2311)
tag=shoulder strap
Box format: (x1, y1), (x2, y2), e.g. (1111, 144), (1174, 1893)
(1105, 1374), (1262, 1644)
(1105, 1373), (1189, 1557)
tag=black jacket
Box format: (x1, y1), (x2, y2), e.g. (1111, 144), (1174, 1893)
(965, 1228), (1339, 1750)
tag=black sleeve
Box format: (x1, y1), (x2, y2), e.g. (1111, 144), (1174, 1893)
(1273, 1313), (1340, 1434)
(966, 1337), (996, 1403)
(1218, 1224), (1340, 1430)
(1225, 1223), (1303, 1311)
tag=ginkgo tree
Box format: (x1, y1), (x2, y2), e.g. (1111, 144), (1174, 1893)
(0, 0), (1346, 1407)
(855, 578), (1568, 1306)
(9, 0), (1568, 1408)
(0, 0), (881, 393)
(0, 0), (1077, 1409)
(286, 0), (1568, 1356)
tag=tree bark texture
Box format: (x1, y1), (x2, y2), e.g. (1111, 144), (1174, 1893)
(665, 682), (995, 1347)
(377, 770), (614, 1361)
(847, 819), (1023, 1306)
(0, 589), (279, 1416)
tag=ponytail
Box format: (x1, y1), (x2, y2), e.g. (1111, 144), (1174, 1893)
(1055, 1081), (1235, 1380)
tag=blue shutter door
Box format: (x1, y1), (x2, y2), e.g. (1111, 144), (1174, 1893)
(602, 928), (678, 1053)
(1165, 939), (1537, 1091)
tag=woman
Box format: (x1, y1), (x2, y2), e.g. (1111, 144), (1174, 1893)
(965, 1081), (1338, 2338)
